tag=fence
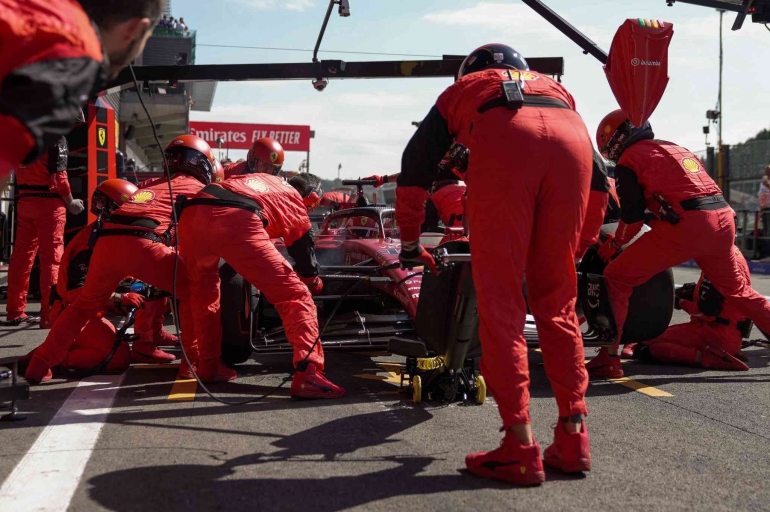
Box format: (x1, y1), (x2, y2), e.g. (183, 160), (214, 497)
(695, 139), (770, 212)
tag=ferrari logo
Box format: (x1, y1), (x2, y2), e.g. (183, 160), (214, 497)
(246, 178), (269, 192)
(270, 151), (279, 163)
(97, 127), (106, 147)
(682, 157), (702, 173)
(360, 217), (368, 225)
(131, 190), (156, 204)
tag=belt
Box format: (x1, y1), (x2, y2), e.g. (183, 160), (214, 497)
(478, 95), (570, 114)
(714, 316), (751, 331)
(15, 184), (60, 201)
(15, 184), (50, 191)
(180, 184), (267, 225)
(108, 214), (161, 230)
(680, 194), (729, 211)
(98, 228), (166, 245)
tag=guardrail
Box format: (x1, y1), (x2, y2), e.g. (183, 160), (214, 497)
(735, 209), (770, 260)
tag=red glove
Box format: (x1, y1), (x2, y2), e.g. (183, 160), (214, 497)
(300, 276), (323, 295)
(399, 245), (438, 275)
(114, 292), (144, 314)
(363, 175), (387, 188)
(597, 234), (622, 263)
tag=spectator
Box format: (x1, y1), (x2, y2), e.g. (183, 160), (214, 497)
(159, 15), (169, 28)
(178, 17), (188, 34)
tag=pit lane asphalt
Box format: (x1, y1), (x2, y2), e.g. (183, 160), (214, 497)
(3, 267), (770, 512)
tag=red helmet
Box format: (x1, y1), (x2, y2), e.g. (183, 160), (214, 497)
(457, 43), (529, 80)
(212, 160), (225, 183)
(597, 109), (652, 162)
(247, 138), (284, 175)
(91, 179), (138, 216)
(164, 135), (217, 184)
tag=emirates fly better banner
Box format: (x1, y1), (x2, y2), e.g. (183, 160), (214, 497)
(189, 122), (311, 152)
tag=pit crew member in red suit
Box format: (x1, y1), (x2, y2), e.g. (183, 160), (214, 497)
(589, 109), (770, 379)
(634, 245), (750, 371)
(5, 135), (84, 327)
(19, 179), (141, 381)
(24, 135), (220, 384)
(0, 0), (161, 173)
(576, 151), (610, 260)
(178, 169), (345, 397)
(222, 138), (284, 179)
(396, 44), (593, 485)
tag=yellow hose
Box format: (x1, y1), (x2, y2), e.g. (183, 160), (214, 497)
(416, 356), (444, 371)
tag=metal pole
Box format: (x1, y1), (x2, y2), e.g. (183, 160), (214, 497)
(306, 150), (310, 173)
(717, 9), (724, 191)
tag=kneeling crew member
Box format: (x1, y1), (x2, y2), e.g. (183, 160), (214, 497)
(635, 245), (750, 371)
(397, 44), (593, 486)
(24, 135), (219, 384)
(178, 169), (345, 397)
(589, 110), (770, 378)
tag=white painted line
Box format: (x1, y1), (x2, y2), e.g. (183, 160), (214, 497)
(0, 374), (125, 511)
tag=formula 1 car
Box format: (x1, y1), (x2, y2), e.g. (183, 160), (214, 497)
(219, 181), (675, 404)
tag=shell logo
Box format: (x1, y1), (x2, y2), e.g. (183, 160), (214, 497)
(505, 70), (538, 81)
(682, 157), (702, 173)
(270, 151), (279, 163)
(246, 178), (269, 192)
(131, 190), (156, 204)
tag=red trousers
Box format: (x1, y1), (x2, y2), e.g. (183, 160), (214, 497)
(605, 210), (770, 346)
(7, 198), (65, 322)
(31, 236), (196, 368)
(178, 206), (322, 368)
(645, 318), (742, 366)
(465, 107), (592, 425)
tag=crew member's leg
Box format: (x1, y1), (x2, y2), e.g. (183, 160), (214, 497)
(35, 199), (66, 328)
(639, 320), (747, 370)
(6, 200), (39, 322)
(131, 299), (176, 363)
(63, 315), (130, 372)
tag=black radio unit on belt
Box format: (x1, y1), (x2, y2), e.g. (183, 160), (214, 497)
(501, 79), (524, 110)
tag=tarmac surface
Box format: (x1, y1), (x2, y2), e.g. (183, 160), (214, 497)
(3, 266), (770, 511)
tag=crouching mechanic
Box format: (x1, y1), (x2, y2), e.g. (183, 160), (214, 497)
(5, 135), (84, 327)
(588, 110), (770, 379)
(178, 169), (345, 397)
(397, 44), (593, 486)
(635, 244), (750, 371)
(24, 135), (219, 384)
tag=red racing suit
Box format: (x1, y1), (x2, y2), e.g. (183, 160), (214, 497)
(178, 174), (323, 368)
(397, 68), (593, 426)
(7, 137), (71, 323)
(222, 161), (247, 180)
(422, 180), (467, 243)
(28, 175), (203, 372)
(576, 151), (610, 259)
(0, 0), (104, 172)
(605, 138), (770, 347)
(322, 191), (353, 210)
(645, 245), (750, 366)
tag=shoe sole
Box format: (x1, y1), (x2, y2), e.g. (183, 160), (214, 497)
(544, 456), (591, 473)
(466, 466), (545, 486)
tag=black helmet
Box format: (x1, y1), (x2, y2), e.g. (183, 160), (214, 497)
(457, 44), (529, 80)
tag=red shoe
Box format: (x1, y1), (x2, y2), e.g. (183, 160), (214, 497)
(620, 343), (637, 360)
(466, 430), (546, 486)
(25, 356), (52, 384)
(586, 348), (624, 379)
(177, 359), (198, 380)
(700, 345), (749, 371)
(290, 362), (345, 399)
(154, 328), (179, 347)
(39, 317), (51, 329)
(197, 358), (237, 383)
(130, 344), (176, 364)
(544, 419), (592, 473)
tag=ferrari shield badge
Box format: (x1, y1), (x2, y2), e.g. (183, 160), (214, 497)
(604, 18), (674, 127)
(131, 190), (155, 204)
(97, 127), (107, 147)
(246, 178), (269, 192)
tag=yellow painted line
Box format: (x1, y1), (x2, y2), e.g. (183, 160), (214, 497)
(353, 372), (402, 385)
(608, 376), (673, 397)
(168, 378), (197, 401)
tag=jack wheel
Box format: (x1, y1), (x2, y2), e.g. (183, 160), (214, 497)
(413, 375), (422, 404)
(475, 375), (486, 405)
